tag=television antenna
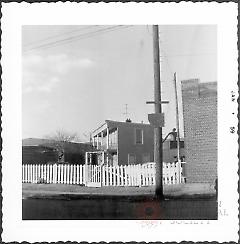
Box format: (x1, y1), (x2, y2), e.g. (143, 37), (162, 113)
(123, 104), (130, 119)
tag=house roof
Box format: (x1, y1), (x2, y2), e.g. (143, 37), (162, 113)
(91, 119), (152, 136)
(105, 119), (151, 127)
(22, 138), (93, 153)
(22, 138), (56, 146)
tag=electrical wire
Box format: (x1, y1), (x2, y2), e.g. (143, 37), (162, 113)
(23, 25), (133, 54)
(23, 25), (99, 48)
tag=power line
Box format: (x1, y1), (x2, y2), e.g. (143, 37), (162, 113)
(23, 25), (133, 54)
(23, 25), (99, 49)
(23, 25), (124, 52)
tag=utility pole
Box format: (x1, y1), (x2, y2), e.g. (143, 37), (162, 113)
(152, 25), (163, 198)
(146, 25), (167, 198)
(173, 72), (181, 182)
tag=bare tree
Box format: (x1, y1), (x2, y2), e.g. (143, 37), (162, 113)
(47, 130), (79, 163)
(50, 130), (78, 143)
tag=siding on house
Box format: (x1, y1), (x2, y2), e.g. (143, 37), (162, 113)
(116, 121), (154, 165)
(181, 79), (217, 183)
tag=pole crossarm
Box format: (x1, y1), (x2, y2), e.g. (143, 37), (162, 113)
(146, 101), (169, 104)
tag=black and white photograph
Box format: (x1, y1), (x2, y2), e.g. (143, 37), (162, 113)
(1, 2), (238, 243)
(21, 24), (218, 220)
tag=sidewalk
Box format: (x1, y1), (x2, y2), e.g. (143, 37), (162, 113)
(22, 182), (216, 200)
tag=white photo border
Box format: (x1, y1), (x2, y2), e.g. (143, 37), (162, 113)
(1, 2), (239, 242)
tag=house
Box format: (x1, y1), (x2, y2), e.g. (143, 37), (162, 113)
(89, 119), (185, 166)
(181, 79), (217, 183)
(22, 138), (94, 165)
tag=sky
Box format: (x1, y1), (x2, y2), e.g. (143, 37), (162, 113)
(22, 25), (217, 141)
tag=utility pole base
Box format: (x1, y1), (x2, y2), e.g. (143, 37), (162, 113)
(155, 187), (164, 200)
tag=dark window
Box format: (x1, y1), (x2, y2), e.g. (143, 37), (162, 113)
(142, 153), (150, 163)
(170, 140), (184, 149)
(135, 129), (143, 144)
(128, 154), (136, 164)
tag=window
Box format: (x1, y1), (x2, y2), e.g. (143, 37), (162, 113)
(135, 129), (143, 144)
(170, 140), (184, 149)
(142, 153), (150, 163)
(128, 154), (136, 164)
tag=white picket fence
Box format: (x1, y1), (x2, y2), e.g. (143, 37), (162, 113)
(22, 164), (85, 185)
(22, 162), (184, 186)
(101, 162), (183, 186)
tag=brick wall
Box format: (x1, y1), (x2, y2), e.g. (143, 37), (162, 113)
(181, 79), (217, 183)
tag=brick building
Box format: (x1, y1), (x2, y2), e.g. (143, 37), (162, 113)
(181, 79), (217, 183)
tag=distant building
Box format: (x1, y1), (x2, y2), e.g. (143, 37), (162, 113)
(163, 139), (185, 163)
(90, 120), (185, 166)
(181, 79), (217, 183)
(22, 145), (57, 164)
(22, 138), (93, 164)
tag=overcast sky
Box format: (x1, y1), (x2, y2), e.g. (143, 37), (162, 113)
(22, 25), (217, 141)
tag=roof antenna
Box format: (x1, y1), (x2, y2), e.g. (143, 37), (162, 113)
(123, 104), (131, 122)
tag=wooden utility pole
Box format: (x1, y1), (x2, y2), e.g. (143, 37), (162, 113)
(152, 25), (163, 198)
(173, 72), (182, 183)
(173, 72), (181, 162)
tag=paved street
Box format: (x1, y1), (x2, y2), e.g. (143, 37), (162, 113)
(22, 197), (217, 220)
(22, 183), (217, 220)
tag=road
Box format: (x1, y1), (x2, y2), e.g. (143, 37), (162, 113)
(22, 196), (217, 220)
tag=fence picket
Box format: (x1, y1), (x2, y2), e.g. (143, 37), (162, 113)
(72, 165), (75, 184)
(132, 165), (135, 186)
(30, 164), (33, 183)
(63, 164), (66, 184)
(60, 164), (63, 184)
(24, 164), (27, 183)
(47, 164), (50, 183)
(83, 165), (87, 185)
(32, 164), (34, 183)
(22, 165), (24, 182)
(35, 164), (38, 183)
(116, 166), (119, 186)
(80, 165), (83, 184)
(112, 166), (115, 186)
(69, 165), (72, 184)
(119, 165), (123, 186)
(75, 165), (79, 184)
(56, 165), (59, 183)
(105, 166), (109, 186)
(134, 165), (138, 186)
(23, 165), (26, 183)
(53, 164), (55, 183)
(36, 165), (39, 183)
(28, 164), (30, 183)
(50, 165), (52, 183)
(29, 164), (32, 183)
(131, 165), (134, 186)
(110, 166), (113, 186)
